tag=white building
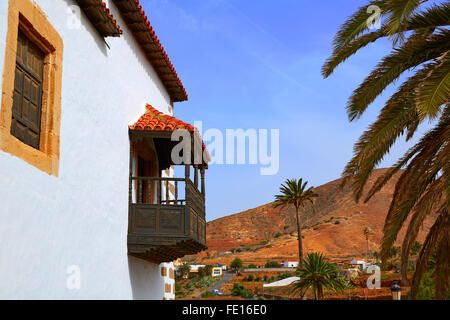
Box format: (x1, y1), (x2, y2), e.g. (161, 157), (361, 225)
(189, 265), (207, 272)
(263, 277), (300, 288)
(350, 259), (367, 271)
(282, 261), (299, 268)
(0, 0), (208, 299)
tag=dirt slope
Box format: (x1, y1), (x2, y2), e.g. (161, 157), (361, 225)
(198, 169), (434, 266)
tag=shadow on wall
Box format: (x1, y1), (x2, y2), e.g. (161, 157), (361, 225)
(128, 256), (164, 300)
(62, 0), (109, 56)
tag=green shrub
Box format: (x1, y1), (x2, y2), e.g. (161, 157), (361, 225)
(265, 261), (279, 268)
(201, 291), (215, 299)
(231, 283), (254, 299)
(274, 232), (283, 238)
(231, 258), (243, 271)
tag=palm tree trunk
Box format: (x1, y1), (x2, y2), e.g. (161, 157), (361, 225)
(296, 206), (303, 268)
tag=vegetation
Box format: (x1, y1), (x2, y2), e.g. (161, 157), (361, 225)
(243, 274), (253, 282)
(231, 283), (254, 299)
(200, 291), (216, 299)
(264, 261), (280, 268)
(274, 232), (283, 238)
(291, 252), (346, 300)
(231, 258), (243, 272)
(323, 0), (450, 299)
(277, 272), (294, 280)
(176, 262), (191, 280)
(274, 179), (318, 268)
(410, 241), (423, 256)
(390, 246), (401, 259)
(198, 265), (213, 278)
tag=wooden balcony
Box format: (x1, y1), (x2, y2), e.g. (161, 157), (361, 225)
(127, 172), (207, 263)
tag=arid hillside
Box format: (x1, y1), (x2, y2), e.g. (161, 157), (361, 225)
(196, 169), (434, 266)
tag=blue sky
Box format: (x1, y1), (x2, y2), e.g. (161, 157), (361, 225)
(140, 0), (430, 221)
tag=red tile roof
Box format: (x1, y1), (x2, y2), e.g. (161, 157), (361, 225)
(76, 0), (123, 37)
(98, 0), (123, 35)
(113, 0), (188, 102)
(130, 104), (196, 132)
(130, 105), (210, 161)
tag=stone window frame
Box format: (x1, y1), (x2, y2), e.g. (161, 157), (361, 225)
(0, 0), (63, 176)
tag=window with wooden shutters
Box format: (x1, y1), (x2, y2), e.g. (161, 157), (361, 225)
(10, 30), (45, 150)
(1, 1), (63, 176)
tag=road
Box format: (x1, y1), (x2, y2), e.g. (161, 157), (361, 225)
(204, 271), (235, 295)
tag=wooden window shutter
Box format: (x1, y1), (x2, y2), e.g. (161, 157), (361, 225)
(10, 30), (45, 150)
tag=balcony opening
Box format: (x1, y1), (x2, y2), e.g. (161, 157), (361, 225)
(127, 105), (210, 264)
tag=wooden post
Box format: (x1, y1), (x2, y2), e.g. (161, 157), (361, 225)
(175, 181), (178, 205)
(166, 180), (170, 204)
(185, 164), (190, 181)
(129, 145), (133, 204)
(201, 167), (206, 197)
(194, 165), (199, 188)
(157, 175), (162, 205)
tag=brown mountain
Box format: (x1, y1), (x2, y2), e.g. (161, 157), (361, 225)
(197, 169), (434, 266)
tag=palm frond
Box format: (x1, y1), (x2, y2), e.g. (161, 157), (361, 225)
(332, 0), (388, 51)
(400, 178), (445, 284)
(417, 52), (450, 120)
(406, 3), (450, 30)
(323, 27), (388, 78)
(347, 29), (450, 121)
(434, 221), (450, 300)
(386, 0), (424, 44)
(411, 208), (449, 299)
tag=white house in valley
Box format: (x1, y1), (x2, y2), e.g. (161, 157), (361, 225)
(0, 0), (208, 299)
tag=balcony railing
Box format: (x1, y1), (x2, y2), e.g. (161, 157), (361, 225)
(127, 176), (207, 263)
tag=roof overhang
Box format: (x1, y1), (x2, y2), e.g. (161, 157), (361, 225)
(112, 0), (188, 102)
(75, 0), (123, 37)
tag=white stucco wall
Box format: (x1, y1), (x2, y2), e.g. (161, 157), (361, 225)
(0, 0), (178, 299)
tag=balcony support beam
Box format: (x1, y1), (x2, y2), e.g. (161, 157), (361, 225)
(201, 167), (205, 197)
(194, 165), (199, 188)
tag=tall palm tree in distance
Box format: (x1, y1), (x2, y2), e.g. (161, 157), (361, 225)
(323, 0), (449, 299)
(274, 179), (318, 268)
(363, 227), (372, 259)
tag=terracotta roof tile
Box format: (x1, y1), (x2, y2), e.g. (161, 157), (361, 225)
(113, 0), (188, 102)
(130, 105), (210, 162)
(76, 0), (123, 37)
(98, 0), (123, 35)
(130, 104), (195, 132)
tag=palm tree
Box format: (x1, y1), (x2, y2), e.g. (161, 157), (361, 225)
(291, 252), (347, 300)
(363, 227), (372, 259)
(323, 0), (449, 300)
(274, 179), (318, 268)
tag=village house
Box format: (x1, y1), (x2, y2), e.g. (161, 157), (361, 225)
(350, 258), (367, 271)
(281, 261), (299, 268)
(0, 0), (208, 299)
